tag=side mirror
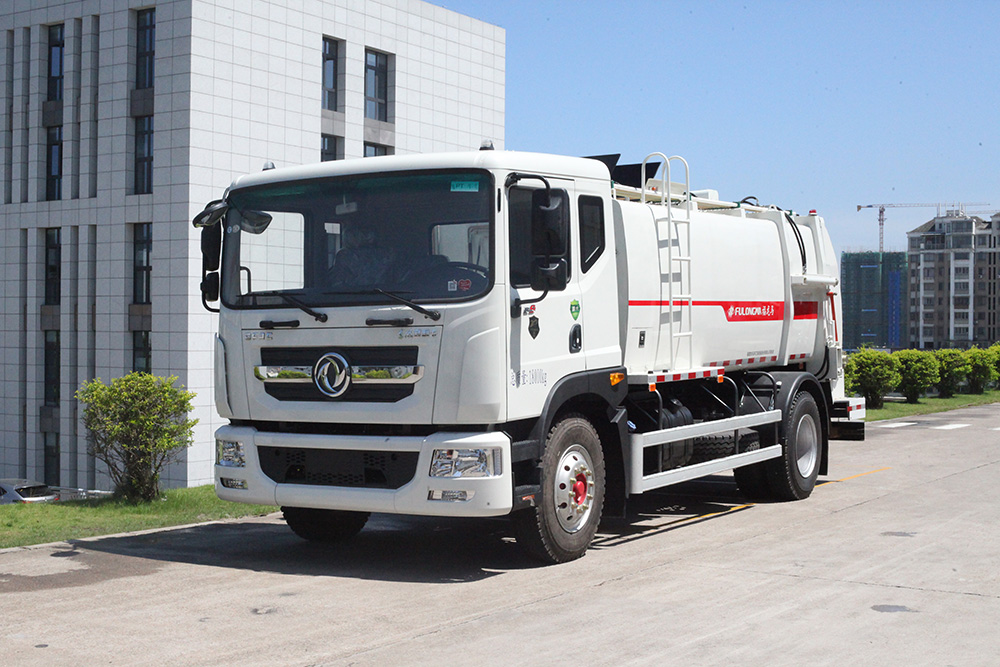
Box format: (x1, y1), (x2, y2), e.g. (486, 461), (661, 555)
(201, 224), (222, 272)
(530, 189), (567, 257)
(201, 272), (220, 303)
(530, 257), (568, 292)
(192, 199), (228, 228)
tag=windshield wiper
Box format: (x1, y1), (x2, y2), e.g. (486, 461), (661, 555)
(374, 288), (441, 321)
(278, 293), (328, 322)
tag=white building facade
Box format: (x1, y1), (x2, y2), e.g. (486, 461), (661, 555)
(0, 0), (505, 490)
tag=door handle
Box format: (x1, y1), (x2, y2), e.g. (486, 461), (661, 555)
(569, 324), (582, 353)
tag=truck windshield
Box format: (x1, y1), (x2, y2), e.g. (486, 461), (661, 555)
(220, 170), (493, 309)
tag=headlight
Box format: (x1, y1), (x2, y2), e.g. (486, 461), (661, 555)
(429, 448), (501, 478)
(216, 439), (245, 467)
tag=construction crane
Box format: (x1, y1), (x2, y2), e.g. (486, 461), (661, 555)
(857, 202), (990, 253)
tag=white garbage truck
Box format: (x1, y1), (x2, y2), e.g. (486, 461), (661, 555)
(193, 149), (865, 563)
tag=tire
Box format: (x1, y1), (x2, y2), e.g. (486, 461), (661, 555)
(282, 506), (370, 542)
(765, 391), (822, 501)
(513, 415), (606, 564)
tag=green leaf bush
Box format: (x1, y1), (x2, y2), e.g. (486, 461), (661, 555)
(893, 349), (939, 403)
(76, 373), (198, 503)
(845, 348), (900, 409)
(934, 349), (971, 398)
(965, 347), (999, 394)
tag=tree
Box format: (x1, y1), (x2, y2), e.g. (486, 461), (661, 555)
(844, 348), (900, 410)
(76, 373), (197, 502)
(965, 347), (998, 394)
(893, 349), (939, 403)
(934, 349), (971, 398)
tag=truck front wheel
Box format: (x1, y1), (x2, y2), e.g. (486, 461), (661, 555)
(282, 506), (370, 542)
(513, 415), (606, 564)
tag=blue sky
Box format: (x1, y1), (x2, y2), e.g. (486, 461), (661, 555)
(441, 0), (999, 255)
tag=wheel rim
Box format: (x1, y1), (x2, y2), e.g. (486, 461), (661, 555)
(795, 413), (819, 478)
(553, 444), (595, 533)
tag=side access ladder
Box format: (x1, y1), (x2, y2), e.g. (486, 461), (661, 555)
(642, 153), (693, 372)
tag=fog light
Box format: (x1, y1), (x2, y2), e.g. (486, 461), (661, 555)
(428, 489), (474, 502)
(217, 439), (245, 467)
(220, 477), (248, 490)
(429, 448), (501, 478)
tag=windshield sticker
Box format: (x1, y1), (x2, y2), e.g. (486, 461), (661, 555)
(451, 181), (480, 193)
(458, 279), (472, 292)
(448, 280), (458, 292)
(570, 300), (581, 321)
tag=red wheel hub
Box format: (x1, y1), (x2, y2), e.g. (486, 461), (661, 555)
(573, 474), (588, 506)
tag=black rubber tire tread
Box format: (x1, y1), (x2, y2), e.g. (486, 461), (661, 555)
(765, 391), (822, 501)
(512, 415), (606, 564)
(282, 506), (370, 542)
(690, 429), (760, 464)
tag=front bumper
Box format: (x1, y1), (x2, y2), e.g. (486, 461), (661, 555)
(213, 425), (513, 517)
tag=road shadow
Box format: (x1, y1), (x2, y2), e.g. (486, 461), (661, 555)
(73, 475), (757, 583)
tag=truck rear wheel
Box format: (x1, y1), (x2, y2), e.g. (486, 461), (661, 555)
(513, 415), (606, 564)
(766, 391), (822, 501)
(282, 506), (370, 542)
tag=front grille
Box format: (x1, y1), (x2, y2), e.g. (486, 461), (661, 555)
(259, 346), (418, 403)
(258, 445), (419, 489)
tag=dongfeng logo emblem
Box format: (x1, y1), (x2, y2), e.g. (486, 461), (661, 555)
(313, 352), (351, 398)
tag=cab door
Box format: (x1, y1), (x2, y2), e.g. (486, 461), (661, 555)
(506, 179), (586, 420)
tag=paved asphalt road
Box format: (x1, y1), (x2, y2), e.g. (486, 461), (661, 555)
(2, 404), (999, 665)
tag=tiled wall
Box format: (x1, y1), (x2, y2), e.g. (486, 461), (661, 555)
(0, 0), (505, 490)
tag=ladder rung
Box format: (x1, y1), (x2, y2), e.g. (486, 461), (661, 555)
(672, 331), (693, 338)
(672, 256), (692, 262)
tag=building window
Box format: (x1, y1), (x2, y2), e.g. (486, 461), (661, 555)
(44, 228), (61, 305)
(364, 49), (389, 121)
(135, 116), (153, 194)
(322, 37), (339, 111)
(44, 330), (60, 406)
(364, 143), (390, 158)
(46, 126), (62, 201)
(134, 223), (152, 304)
(321, 134), (341, 162)
(133, 330), (151, 374)
(48, 24), (65, 101)
(43, 432), (60, 487)
(136, 8), (155, 89)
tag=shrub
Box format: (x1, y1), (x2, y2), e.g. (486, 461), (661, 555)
(965, 347), (999, 394)
(844, 348), (900, 409)
(76, 373), (197, 503)
(893, 349), (939, 403)
(934, 349), (971, 398)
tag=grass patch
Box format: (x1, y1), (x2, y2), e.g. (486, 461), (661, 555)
(0, 484), (275, 550)
(865, 389), (1000, 422)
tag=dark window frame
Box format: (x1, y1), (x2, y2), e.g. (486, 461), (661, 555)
(133, 330), (151, 374)
(46, 126), (62, 201)
(321, 134), (341, 162)
(133, 222), (152, 304)
(136, 8), (155, 89)
(322, 37), (339, 111)
(44, 228), (61, 305)
(48, 24), (64, 101)
(364, 49), (389, 121)
(364, 142), (390, 158)
(578, 195), (606, 273)
(44, 330), (60, 406)
(43, 431), (60, 487)
(134, 115), (153, 194)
